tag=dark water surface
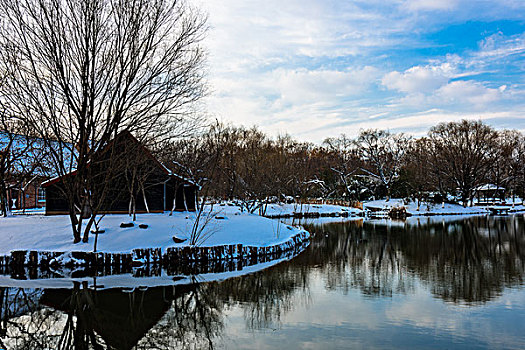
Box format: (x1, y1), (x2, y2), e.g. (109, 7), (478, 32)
(1, 215), (524, 349)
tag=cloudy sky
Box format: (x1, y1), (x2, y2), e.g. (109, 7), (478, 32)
(194, 0), (525, 143)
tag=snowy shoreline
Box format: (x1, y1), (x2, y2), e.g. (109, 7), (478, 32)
(262, 200), (525, 219)
(0, 206), (311, 270)
(1, 200), (522, 269)
(263, 203), (362, 218)
(363, 199), (525, 216)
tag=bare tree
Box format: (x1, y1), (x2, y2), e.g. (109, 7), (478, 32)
(509, 133), (525, 200)
(323, 134), (365, 200)
(488, 130), (523, 203)
(403, 137), (434, 210)
(0, 0), (207, 242)
(427, 120), (499, 207)
(356, 129), (409, 201)
(167, 121), (227, 245)
(281, 139), (325, 210)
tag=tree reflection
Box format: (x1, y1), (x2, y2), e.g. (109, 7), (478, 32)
(398, 216), (525, 303)
(137, 280), (224, 350)
(290, 220), (416, 298)
(301, 215), (525, 304)
(0, 287), (64, 349)
(54, 282), (105, 349)
(209, 264), (311, 330)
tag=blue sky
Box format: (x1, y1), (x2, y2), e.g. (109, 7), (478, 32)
(195, 0), (525, 143)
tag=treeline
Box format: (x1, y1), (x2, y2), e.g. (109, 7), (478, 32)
(164, 119), (525, 211)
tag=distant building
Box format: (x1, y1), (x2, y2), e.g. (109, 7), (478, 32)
(474, 184), (506, 205)
(0, 132), (50, 210)
(43, 131), (196, 215)
(6, 176), (47, 210)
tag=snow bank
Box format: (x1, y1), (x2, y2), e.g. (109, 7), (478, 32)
(0, 205), (308, 255)
(264, 203), (362, 218)
(363, 199), (491, 216)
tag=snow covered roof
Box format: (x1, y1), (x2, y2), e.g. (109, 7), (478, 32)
(475, 184), (505, 191)
(0, 132), (77, 178)
(170, 172), (198, 186)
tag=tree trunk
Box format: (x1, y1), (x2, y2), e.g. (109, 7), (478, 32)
(133, 197), (137, 221)
(128, 172), (136, 216)
(142, 185), (150, 213)
(69, 201), (81, 243)
(460, 189), (468, 208)
(128, 195), (133, 217)
(82, 215), (96, 243)
(169, 197), (176, 216)
(0, 179), (8, 217)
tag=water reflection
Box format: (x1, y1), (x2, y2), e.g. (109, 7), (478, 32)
(1, 282), (223, 350)
(0, 215), (524, 349)
(362, 216), (525, 303)
(288, 216), (525, 303)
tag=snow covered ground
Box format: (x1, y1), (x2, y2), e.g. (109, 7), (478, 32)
(363, 199), (492, 216)
(264, 203), (362, 217)
(496, 204), (525, 212)
(0, 206), (308, 255)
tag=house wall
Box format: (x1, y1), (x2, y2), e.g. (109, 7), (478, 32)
(7, 183), (46, 209)
(44, 184), (69, 214)
(45, 175), (177, 215)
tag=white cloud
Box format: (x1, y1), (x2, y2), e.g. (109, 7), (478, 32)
(402, 0), (458, 12)
(197, 0), (412, 77)
(436, 80), (503, 106)
(274, 66), (379, 105)
(206, 66), (380, 140)
(325, 110), (525, 140)
(476, 32), (525, 60)
(382, 63), (455, 93)
(381, 55), (509, 110)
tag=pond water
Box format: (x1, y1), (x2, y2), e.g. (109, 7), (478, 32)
(1, 215), (524, 349)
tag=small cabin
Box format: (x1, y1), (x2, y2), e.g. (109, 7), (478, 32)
(42, 131), (197, 215)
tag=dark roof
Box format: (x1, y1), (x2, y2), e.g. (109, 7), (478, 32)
(42, 131), (171, 187)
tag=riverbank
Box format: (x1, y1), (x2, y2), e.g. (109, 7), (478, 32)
(262, 200), (524, 219)
(362, 199), (525, 216)
(0, 206), (310, 268)
(264, 203), (362, 218)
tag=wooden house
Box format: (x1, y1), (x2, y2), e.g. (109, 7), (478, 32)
(43, 131), (197, 215)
